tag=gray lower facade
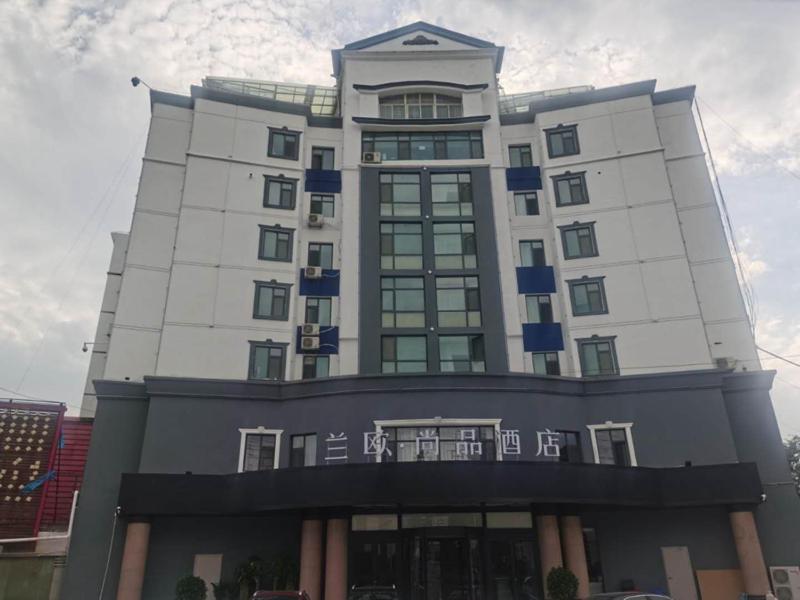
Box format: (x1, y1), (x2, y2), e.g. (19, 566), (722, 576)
(60, 369), (800, 599)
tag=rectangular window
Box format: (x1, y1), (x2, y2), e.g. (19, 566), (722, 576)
(263, 176), (297, 210)
(258, 226), (293, 261)
(556, 431), (582, 463)
(578, 337), (619, 376)
(431, 172), (473, 217)
(381, 277), (425, 328)
(302, 356), (330, 380)
(546, 125), (579, 158)
(569, 278), (608, 316)
(509, 144), (533, 168)
(519, 240), (546, 267)
(439, 335), (485, 373)
(532, 352), (560, 375)
(243, 433), (277, 471)
(380, 223), (423, 270)
(380, 173), (421, 216)
(594, 428), (631, 466)
(268, 129), (300, 160)
(552, 172), (589, 207)
(249, 343), (286, 380)
(514, 192), (539, 216)
(310, 194), (335, 217)
(560, 223), (598, 259)
(525, 294), (553, 324)
(290, 433), (317, 467)
(253, 282), (290, 320)
(311, 146), (334, 170)
(436, 276), (481, 328)
(305, 297), (332, 326)
(381, 336), (427, 373)
(308, 242), (333, 269)
(362, 131), (483, 161)
(433, 222), (477, 269)
(382, 426), (496, 463)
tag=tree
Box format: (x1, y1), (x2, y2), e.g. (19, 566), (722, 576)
(546, 567), (578, 600)
(175, 575), (207, 600)
(786, 435), (800, 496)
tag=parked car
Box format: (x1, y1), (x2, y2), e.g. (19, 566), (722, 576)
(348, 585), (399, 600)
(252, 591), (311, 600)
(589, 593), (672, 600)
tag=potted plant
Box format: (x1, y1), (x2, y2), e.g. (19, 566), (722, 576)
(235, 556), (267, 600)
(546, 567), (578, 600)
(176, 575), (208, 600)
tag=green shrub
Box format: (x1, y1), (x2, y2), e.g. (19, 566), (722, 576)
(176, 575), (207, 600)
(211, 581), (239, 600)
(546, 566), (578, 600)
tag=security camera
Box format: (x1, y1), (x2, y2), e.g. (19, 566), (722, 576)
(131, 76), (141, 87)
(82, 343), (88, 353)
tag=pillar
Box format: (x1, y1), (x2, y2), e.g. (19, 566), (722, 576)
(325, 518), (349, 600)
(116, 520), (150, 600)
(560, 516), (591, 599)
(299, 519), (324, 600)
(536, 514), (563, 590)
(729, 510), (771, 595)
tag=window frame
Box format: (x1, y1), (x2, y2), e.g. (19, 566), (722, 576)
(509, 144), (533, 168)
(587, 422), (637, 466)
(438, 334), (486, 373)
(432, 222), (477, 270)
(305, 296), (332, 326)
(576, 336), (620, 377)
(268, 127), (301, 160)
(263, 175), (298, 210)
(361, 131), (484, 161)
(552, 172), (589, 207)
(302, 355), (330, 380)
(519, 240), (546, 267)
(290, 432), (318, 467)
(532, 352), (560, 376)
(436, 276), (482, 328)
(556, 430), (583, 464)
(430, 172), (473, 217)
(258, 225), (294, 262)
(381, 335), (428, 374)
(545, 124), (580, 159)
(525, 294), (553, 324)
(559, 222), (599, 260)
(514, 192), (539, 216)
(307, 242), (334, 269)
(248, 341), (288, 381)
(381, 276), (426, 329)
(380, 172), (422, 217)
(381, 222), (424, 270)
(568, 277), (608, 316)
(311, 146), (335, 170)
(310, 194), (335, 218)
(253, 281), (292, 321)
(237, 427), (283, 472)
(373, 418), (503, 463)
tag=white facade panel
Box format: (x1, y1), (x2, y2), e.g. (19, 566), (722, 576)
(136, 161), (184, 214)
(183, 157), (230, 210)
(163, 264), (218, 325)
(113, 267), (170, 330)
(125, 211), (178, 269)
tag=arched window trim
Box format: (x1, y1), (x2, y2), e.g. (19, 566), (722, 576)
(379, 92), (464, 120)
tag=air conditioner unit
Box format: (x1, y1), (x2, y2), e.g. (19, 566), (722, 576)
(301, 336), (320, 350)
(362, 151), (382, 164)
(304, 266), (323, 279)
(770, 566), (800, 600)
(714, 357), (736, 369)
(308, 213), (324, 228)
(301, 323), (320, 336)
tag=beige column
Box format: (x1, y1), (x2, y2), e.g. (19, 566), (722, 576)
(325, 518), (349, 600)
(116, 520), (151, 600)
(536, 514), (563, 588)
(300, 519), (324, 600)
(560, 516), (590, 599)
(729, 510), (771, 595)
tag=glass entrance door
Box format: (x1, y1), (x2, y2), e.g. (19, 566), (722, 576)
(486, 539), (539, 600)
(409, 531), (482, 600)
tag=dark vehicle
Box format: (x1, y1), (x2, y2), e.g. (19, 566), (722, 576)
(252, 592), (311, 600)
(589, 594), (672, 600)
(348, 585), (399, 600)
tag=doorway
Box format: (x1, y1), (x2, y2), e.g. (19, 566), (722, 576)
(409, 530), (482, 600)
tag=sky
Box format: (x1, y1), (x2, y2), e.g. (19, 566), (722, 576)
(0, 0), (799, 435)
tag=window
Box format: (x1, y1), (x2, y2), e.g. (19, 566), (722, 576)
(310, 194), (335, 217)
(577, 337), (619, 376)
(552, 172), (589, 207)
(381, 425), (496, 463)
(258, 226), (293, 261)
(433, 223), (477, 269)
(381, 336), (427, 373)
(253, 282), (290, 320)
(249, 342), (286, 380)
(290, 433), (317, 467)
(263, 176), (297, 210)
(439, 335), (485, 372)
(526, 295), (553, 324)
(431, 173), (472, 216)
(305, 297), (332, 326)
(381, 277), (425, 328)
(302, 356), (329, 380)
(311, 146), (334, 170)
(380, 223), (423, 270)
(509, 145), (533, 168)
(437, 276), (481, 328)
(242, 433), (278, 471)
(380, 173), (421, 216)
(589, 424), (635, 466)
(308, 242), (333, 269)
(362, 131), (484, 161)
(560, 223), (598, 259)
(569, 278), (608, 316)
(532, 352), (560, 375)
(268, 128), (300, 160)
(519, 240), (546, 267)
(546, 125), (579, 158)
(556, 431), (582, 463)
(378, 93), (463, 119)
(514, 192), (539, 216)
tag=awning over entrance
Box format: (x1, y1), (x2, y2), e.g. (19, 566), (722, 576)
(117, 461), (762, 517)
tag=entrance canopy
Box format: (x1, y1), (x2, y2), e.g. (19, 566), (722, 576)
(118, 461), (762, 517)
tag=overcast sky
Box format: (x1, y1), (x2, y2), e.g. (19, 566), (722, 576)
(1, 0), (799, 435)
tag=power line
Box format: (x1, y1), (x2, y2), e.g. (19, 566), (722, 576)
(757, 346), (800, 369)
